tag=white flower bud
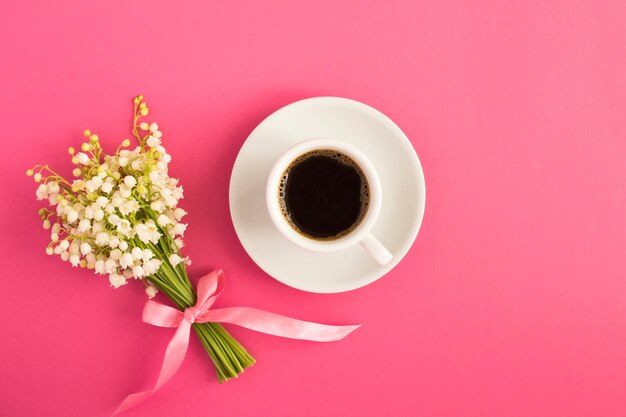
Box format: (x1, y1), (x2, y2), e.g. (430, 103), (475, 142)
(120, 200), (139, 215)
(45, 247), (54, 255)
(141, 249), (154, 261)
(94, 260), (106, 274)
(110, 249), (122, 260)
(43, 219), (51, 229)
(173, 223), (187, 236)
(119, 185), (132, 198)
(60, 251), (70, 261)
(108, 235), (120, 248)
(105, 259), (117, 273)
(118, 157), (128, 167)
(67, 209), (78, 223)
(69, 254), (80, 266)
(92, 176), (103, 188)
(111, 196), (124, 208)
(101, 181), (113, 194)
(96, 196), (108, 207)
(174, 208), (187, 221)
(168, 254), (182, 267)
(147, 225), (161, 244)
(118, 240), (129, 251)
(149, 170), (160, 183)
(76, 152), (90, 165)
(147, 136), (160, 148)
(95, 232), (109, 246)
(85, 179), (101, 192)
(120, 252), (134, 269)
(123, 175), (137, 189)
(69, 242), (80, 255)
(157, 214), (170, 226)
(108, 214), (121, 225)
(131, 247), (143, 260)
(135, 223), (150, 243)
(35, 184), (48, 200)
(145, 285), (158, 298)
(77, 219), (91, 233)
(80, 242), (92, 255)
(109, 273), (127, 288)
(150, 200), (165, 212)
(132, 265), (145, 278)
(117, 219), (132, 235)
(143, 259), (162, 275)
(48, 181), (60, 194)
(94, 209), (105, 220)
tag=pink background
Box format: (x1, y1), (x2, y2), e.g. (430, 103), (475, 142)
(1, 1), (625, 416)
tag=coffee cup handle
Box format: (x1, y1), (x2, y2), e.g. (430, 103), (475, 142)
(360, 233), (393, 265)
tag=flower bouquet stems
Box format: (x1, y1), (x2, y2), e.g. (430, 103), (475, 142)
(150, 261), (255, 382)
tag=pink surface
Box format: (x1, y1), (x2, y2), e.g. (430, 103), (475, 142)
(1, 1), (625, 416)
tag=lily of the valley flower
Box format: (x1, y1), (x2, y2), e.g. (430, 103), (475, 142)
(28, 96), (187, 294)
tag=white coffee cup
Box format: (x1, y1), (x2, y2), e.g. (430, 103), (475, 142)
(266, 138), (392, 265)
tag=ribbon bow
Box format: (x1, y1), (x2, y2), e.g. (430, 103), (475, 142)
(114, 270), (359, 414)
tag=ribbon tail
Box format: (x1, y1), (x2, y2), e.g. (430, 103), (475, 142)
(112, 390), (151, 416)
(202, 307), (360, 342)
(112, 320), (192, 415)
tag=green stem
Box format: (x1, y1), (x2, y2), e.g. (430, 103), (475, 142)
(147, 267), (255, 382)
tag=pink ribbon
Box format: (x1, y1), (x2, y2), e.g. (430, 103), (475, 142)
(114, 270), (359, 415)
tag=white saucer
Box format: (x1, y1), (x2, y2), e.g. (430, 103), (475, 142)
(229, 97), (426, 293)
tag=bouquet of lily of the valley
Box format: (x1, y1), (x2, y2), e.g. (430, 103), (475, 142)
(28, 96), (358, 413)
(28, 96), (255, 382)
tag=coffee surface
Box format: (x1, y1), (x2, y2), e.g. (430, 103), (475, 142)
(279, 150), (369, 239)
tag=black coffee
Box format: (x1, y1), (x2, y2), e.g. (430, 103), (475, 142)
(279, 149), (369, 240)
